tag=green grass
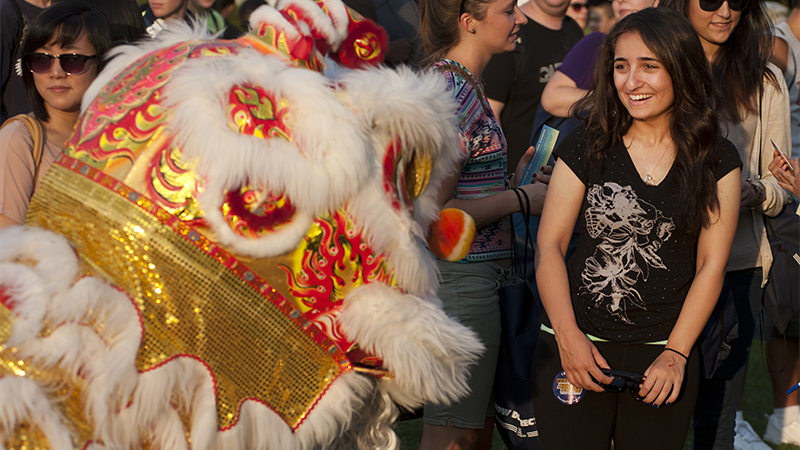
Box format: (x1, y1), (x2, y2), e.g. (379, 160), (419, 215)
(395, 420), (507, 450)
(394, 340), (799, 450)
(735, 340), (800, 450)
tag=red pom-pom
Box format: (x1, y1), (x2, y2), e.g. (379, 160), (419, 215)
(427, 208), (476, 262)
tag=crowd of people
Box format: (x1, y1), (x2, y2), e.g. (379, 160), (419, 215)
(418, 0), (798, 447)
(0, 0), (798, 449)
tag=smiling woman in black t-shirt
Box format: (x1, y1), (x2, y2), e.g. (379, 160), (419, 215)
(532, 8), (741, 450)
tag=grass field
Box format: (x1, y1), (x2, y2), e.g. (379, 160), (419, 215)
(394, 340), (800, 450)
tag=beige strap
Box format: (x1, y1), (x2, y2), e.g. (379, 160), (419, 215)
(1, 114), (45, 182)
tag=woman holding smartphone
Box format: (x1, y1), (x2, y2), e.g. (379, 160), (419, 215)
(771, 154), (800, 201)
(658, 0), (792, 445)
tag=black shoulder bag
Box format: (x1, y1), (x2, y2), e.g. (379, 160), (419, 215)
(494, 188), (543, 450)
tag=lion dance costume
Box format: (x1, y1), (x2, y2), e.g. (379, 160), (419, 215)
(0, 1), (483, 448)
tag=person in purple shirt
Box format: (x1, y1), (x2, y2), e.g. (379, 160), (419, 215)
(540, 0), (659, 118)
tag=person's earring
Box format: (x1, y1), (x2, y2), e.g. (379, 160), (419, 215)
(471, 29), (476, 34)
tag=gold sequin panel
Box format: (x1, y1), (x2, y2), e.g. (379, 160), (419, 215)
(25, 156), (351, 430)
(1, 303), (93, 449)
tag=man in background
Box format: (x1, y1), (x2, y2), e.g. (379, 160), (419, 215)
(587, 0), (615, 33)
(483, 0), (583, 173)
(1, 0), (50, 124)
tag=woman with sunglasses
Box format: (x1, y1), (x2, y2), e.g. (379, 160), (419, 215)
(658, 0), (792, 446)
(417, 0), (549, 447)
(533, 8), (741, 449)
(567, 0), (590, 29)
(0, 1), (111, 228)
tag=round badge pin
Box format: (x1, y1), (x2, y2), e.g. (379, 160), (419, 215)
(552, 370), (585, 405)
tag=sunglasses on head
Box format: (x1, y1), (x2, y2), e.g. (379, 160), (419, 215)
(24, 53), (98, 75)
(594, 368), (646, 400)
(698, 0), (749, 11)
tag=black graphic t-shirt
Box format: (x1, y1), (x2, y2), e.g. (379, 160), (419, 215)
(483, 16), (583, 172)
(550, 125), (741, 343)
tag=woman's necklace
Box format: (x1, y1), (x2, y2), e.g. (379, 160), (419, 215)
(635, 132), (669, 186)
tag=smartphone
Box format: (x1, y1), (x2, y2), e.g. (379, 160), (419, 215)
(520, 125), (559, 185)
(771, 139), (794, 175)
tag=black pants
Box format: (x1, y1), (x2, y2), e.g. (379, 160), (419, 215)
(531, 331), (700, 450)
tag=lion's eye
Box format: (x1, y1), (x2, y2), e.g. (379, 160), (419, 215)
(403, 149), (431, 203)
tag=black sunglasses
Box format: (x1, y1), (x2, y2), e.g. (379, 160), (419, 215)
(698, 0), (749, 12)
(594, 368), (646, 400)
(24, 53), (98, 75)
(570, 3), (588, 11)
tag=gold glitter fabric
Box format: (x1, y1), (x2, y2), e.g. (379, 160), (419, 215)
(24, 154), (352, 431)
(2, 423), (51, 450)
(1, 304), (93, 449)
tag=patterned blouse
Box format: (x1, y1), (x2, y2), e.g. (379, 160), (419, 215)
(431, 59), (512, 262)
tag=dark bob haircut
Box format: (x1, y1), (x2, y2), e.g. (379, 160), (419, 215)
(575, 7), (722, 232)
(21, 0), (113, 122)
(52, 0), (147, 45)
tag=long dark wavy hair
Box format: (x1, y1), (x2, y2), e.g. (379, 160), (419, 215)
(418, 0), (492, 68)
(659, 0), (776, 122)
(574, 7), (721, 232)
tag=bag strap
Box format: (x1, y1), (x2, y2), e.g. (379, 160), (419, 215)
(434, 63), (491, 114)
(517, 188), (533, 274)
(211, 9), (226, 33)
(508, 188), (533, 277)
(0, 114), (45, 182)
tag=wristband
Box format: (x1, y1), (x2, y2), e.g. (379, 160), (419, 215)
(745, 178), (764, 208)
(663, 347), (688, 361)
(516, 188), (530, 216)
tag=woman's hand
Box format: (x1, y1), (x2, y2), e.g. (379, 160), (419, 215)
(554, 325), (613, 392)
(638, 350), (686, 407)
(537, 159), (605, 389)
(769, 153), (800, 198)
(513, 146), (554, 185)
(513, 146), (553, 216)
(516, 182), (547, 216)
(532, 165), (553, 185)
